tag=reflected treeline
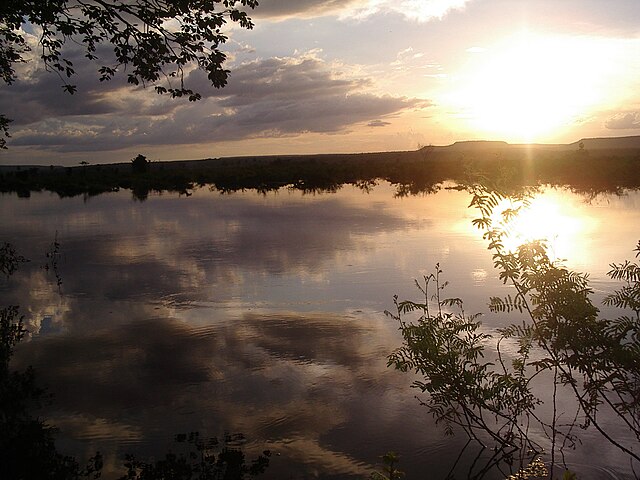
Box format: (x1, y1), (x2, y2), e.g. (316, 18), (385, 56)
(2, 143), (640, 200)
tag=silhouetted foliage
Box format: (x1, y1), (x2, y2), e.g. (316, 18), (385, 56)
(120, 432), (270, 480)
(0, 0), (258, 145)
(387, 267), (539, 453)
(0, 241), (26, 276)
(131, 154), (149, 174)
(370, 451), (404, 480)
(43, 233), (63, 291)
(388, 179), (640, 476)
(0, 112), (9, 149)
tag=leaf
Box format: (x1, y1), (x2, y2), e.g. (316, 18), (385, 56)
(62, 84), (77, 94)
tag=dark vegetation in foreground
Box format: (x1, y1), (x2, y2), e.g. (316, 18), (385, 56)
(388, 179), (640, 478)
(2, 138), (640, 200)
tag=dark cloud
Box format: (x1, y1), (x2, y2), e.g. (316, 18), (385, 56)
(0, 44), (136, 126)
(252, 0), (472, 22)
(202, 56), (369, 102)
(252, 0), (361, 19)
(605, 112), (640, 130)
(367, 119), (391, 127)
(3, 53), (428, 153)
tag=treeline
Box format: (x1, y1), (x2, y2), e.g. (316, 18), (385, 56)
(1, 146), (639, 199)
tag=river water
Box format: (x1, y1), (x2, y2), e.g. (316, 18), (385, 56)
(1, 182), (639, 479)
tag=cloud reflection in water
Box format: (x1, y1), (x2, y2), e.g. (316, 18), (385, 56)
(3, 183), (640, 478)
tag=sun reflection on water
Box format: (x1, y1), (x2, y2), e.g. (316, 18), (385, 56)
(491, 191), (588, 263)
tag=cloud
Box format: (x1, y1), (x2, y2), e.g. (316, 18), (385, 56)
(605, 112), (640, 130)
(5, 52), (428, 152)
(367, 119), (391, 127)
(252, 0), (359, 18)
(379, 0), (471, 22)
(255, 0), (472, 22)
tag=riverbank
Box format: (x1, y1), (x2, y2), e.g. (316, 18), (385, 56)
(1, 137), (639, 199)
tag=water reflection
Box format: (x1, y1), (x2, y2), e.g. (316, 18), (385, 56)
(484, 191), (588, 260)
(2, 183), (639, 479)
(14, 312), (418, 478)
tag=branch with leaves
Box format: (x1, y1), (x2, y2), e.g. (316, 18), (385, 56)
(468, 180), (640, 466)
(0, 0), (258, 147)
(386, 265), (541, 456)
(387, 178), (640, 476)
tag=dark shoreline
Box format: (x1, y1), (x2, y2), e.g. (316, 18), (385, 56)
(1, 137), (640, 199)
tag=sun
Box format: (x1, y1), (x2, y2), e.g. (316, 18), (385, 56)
(446, 31), (619, 142)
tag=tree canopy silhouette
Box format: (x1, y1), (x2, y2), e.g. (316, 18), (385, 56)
(0, 0), (259, 147)
(131, 153), (148, 173)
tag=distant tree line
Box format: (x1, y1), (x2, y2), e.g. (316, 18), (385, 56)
(1, 147), (640, 200)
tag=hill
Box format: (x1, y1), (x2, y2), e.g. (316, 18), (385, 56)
(568, 135), (640, 150)
(423, 135), (640, 153)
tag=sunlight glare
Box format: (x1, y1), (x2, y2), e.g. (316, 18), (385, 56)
(447, 31), (624, 142)
(493, 194), (583, 262)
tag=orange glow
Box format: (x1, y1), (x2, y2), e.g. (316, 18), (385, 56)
(446, 31), (627, 142)
(490, 192), (587, 262)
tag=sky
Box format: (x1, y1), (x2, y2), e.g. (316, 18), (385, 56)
(1, 0), (639, 165)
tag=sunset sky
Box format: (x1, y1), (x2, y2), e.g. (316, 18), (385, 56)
(1, 0), (639, 165)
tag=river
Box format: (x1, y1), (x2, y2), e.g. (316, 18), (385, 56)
(2, 182), (639, 479)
